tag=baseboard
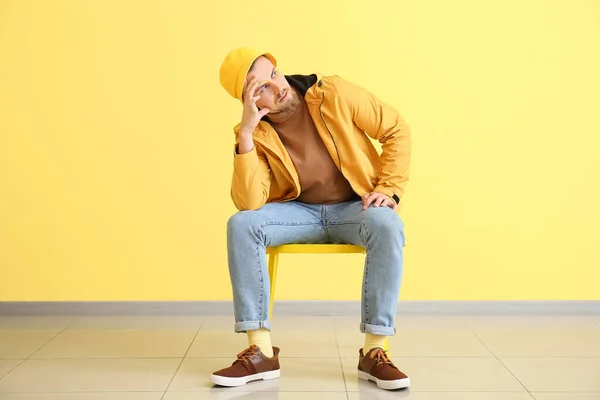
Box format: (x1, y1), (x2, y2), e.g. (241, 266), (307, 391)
(0, 300), (599, 316)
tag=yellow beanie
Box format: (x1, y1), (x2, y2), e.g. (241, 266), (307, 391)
(219, 47), (277, 102)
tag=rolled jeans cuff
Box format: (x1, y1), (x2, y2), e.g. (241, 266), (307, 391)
(234, 320), (271, 333)
(360, 322), (396, 336)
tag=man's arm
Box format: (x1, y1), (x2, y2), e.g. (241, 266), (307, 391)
(231, 137), (271, 211)
(230, 76), (273, 211)
(335, 76), (412, 203)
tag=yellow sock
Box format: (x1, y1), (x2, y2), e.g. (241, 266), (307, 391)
(247, 328), (274, 358)
(363, 333), (387, 354)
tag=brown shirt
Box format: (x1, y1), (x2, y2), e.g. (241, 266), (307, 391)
(270, 96), (357, 204)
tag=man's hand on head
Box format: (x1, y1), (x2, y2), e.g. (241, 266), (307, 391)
(362, 192), (398, 211)
(240, 76), (271, 135)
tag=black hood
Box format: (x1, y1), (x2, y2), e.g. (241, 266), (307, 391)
(285, 74), (318, 97)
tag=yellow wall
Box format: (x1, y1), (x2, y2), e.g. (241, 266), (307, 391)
(1, 0), (599, 301)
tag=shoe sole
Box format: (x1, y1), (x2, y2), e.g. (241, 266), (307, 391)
(211, 369), (280, 387)
(358, 369), (410, 390)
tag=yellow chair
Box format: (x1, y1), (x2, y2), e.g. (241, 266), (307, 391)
(266, 244), (389, 354)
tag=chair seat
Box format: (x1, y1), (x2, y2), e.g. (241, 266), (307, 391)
(267, 244), (365, 254)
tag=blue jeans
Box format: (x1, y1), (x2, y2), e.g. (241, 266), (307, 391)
(226, 200), (405, 336)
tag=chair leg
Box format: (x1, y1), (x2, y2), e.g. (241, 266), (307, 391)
(267, 252), (279, 321)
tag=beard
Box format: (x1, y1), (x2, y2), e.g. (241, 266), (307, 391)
(268, 88), (301, 122)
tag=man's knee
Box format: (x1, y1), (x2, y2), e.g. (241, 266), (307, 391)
(227, 210), (261, 237)
(362, 207), (405, 244)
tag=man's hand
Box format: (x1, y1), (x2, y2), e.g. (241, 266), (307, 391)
(240, 77), (271, 134)
(236, 77), (272, 154)
(362, 192), (398, 211)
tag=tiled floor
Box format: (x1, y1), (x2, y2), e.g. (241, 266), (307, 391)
(0, 315), (599, 399)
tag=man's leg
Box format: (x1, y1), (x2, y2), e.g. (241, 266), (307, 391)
(326, 200), (405, 335)
(212, 201), (327, 387)
(325, 200), (410, 390)
(227, 201), (327, 333)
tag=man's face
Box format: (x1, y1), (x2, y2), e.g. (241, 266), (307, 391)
(246, 56), (298, 113)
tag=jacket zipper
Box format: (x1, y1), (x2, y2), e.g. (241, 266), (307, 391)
(319, 91), (343, 173)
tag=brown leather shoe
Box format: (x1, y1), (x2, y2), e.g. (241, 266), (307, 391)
(358, 347), (410, 390)
(210, 345), (281, 387)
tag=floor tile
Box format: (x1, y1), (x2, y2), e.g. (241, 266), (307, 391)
(30, 329), (196, 358)
(465, 316), (600, 330)
(0, 393), (163, 400)
(472, 328), (600, 357)
(200, 317), (237, 330)
(168, 357), (345, 392)
(187, 330), (248, 357)
(531, 394), (600, 400)
(336, 329), (493, 358)
(68, 316), (203, 330)
(0, 358), (180, 392)
(0, 360), (22, 379)
(1, 314), (597, 397)
(342, 357), (526, 392)
(0, 317), (75, 330)
(347, 392), (535, 399)
(189, 326), (339, 358)
(0, 330), (61, 359)
(164, 392), (348, 400)
(270, 330), (339, 358)
(502, 358), (600, 392)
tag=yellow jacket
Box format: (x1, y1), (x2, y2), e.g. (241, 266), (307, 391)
(231, 74), (411, 211)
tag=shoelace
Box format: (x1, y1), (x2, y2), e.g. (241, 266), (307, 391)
(236, 346), (259, 364)
(370, 348), (393, 366)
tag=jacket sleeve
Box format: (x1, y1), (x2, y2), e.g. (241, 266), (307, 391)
(231, 143), (272, 211)
(336, 76), (412, 202)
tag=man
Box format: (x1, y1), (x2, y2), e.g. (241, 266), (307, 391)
(213, 47), (411, 391)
